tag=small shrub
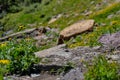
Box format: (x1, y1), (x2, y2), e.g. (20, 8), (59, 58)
(84, 55), (120, 80)
(0, 39), (39, 75)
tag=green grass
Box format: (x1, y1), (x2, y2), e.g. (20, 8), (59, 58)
(0, 0), (120, 48)
(69, 2), (120, 48)
(90, 2), (120, 20)
(0, 0), (103, 31)
(0, 0), (120, 78)
(0, 39), (39, 75)
(69, 22), (120, 48)
(84, 55), (120, 80)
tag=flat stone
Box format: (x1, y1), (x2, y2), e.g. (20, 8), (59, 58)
(0, 27), (46, 42)
(34, 44), (72, 58)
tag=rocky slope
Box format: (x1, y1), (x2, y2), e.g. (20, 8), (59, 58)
(1, 0), (120, 80)
(3, 25), (120, 80)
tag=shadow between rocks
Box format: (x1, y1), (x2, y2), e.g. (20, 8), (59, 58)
(32, 64), (73, 75)
(20, 64), (73, 76)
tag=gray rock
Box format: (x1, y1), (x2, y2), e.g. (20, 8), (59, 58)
(106, 55), (120, 61)
(107, 14), (114, 19)
(33, 74), (59, 80)
(5, 74), (59, 80)
(35, 45), (102, 66)
(61, 68), (84, 80)
(31, 74), (40, 78)
(34, 44), (72, 58)
(5, 44), (120, 80)
(4, 75), (32, 80)
(99, 32), (120, 50)
(0, 27), (46, 42)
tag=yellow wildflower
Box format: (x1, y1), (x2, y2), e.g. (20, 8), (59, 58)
(0, 42), (7, 47)
(0, 60), (10, 64)
(8, 38), (12, 41)
(19, 25), (24, 28)
(18, 25), (25, 31)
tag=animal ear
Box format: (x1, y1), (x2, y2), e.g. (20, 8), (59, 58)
(57, 35), (64, 45)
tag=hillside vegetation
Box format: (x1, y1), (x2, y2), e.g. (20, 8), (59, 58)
(0, 0), (120, 79)
(0, 0), (120, 47)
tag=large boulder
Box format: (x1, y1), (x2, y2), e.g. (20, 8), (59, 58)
(58, 19), (95, 44)
(34, 45), (101, 67)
